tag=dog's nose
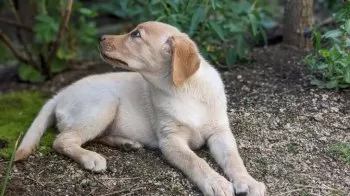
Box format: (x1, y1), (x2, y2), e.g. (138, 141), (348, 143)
(99, 36), (106, 42)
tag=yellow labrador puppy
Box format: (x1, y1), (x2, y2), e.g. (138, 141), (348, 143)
(15, 21), (265, 196)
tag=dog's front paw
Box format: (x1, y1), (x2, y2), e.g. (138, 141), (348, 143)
(200, 175), (234, 196)
(231, 175), (266, 196)
(79, 151), (107, 172)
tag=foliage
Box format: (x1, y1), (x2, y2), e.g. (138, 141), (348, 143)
(0, 0), (98, 83)
(315, 0), (343, 11)
(93, 0), (277, 68)
(0, 132), (21, 196)
(305, 2), (350, 89)
(330, 141), (350, 164)
(0, 91), (55, 158)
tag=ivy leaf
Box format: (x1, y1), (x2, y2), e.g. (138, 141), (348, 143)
(34, 14), (59, 42)
(18, 64), (45, 83)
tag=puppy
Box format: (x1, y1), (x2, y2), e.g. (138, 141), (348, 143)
(15, 21), (266, 196)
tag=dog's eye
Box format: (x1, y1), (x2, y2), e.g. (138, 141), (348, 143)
(130, 30), (141, 38)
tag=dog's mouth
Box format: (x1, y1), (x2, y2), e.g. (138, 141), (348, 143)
(101, 53), (128, 66)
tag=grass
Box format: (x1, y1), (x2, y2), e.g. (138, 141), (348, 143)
(330, 141), (350, 164)
(0, 132), (22, 196)
(0, 91), (56, 158)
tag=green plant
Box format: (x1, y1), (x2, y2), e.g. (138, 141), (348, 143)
(330, 141), (350, 164)
(0, 132), (21, 196)
(305, 2), (350, 89)
(0, 0), (97, 83)
(93, 0), (276, 68)
(0, 91), (55, 158)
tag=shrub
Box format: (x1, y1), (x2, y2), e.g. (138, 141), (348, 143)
(305, 2), (350, 89)
(93, 0), (276, 68)
(0, 0), (98, 83)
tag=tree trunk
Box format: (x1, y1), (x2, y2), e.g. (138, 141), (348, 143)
(283, 0), (313, 49)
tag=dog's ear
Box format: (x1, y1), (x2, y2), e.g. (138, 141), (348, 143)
(169, 35), (200, 87)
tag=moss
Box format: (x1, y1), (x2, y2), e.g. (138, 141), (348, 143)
(330, 141), (350, 164)
(0, 91), (56, 158)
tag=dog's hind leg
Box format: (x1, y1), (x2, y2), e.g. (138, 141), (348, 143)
(53, 131), (107, 172)
(97, 135), (143, 151)
(53, 99), (118, 172)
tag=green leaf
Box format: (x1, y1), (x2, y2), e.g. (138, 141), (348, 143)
(319, 49), (330, 57)
(166, 0), (179, 13)
(51, 58), (67, 73)
(248, 13), (258, 36)
(18, 64), (45, 83)
(322, 29), (342, 39)
(56, 48), (77, 60)
(235, 35), (245, 57)
(209, 22), (225, 41)
(79, 8), (97, 18)
(316, 63), (328, 70)
(34, 14), (59, 42)
(189, 6), (205, 36)
(345, 69), (350, 84)
(345, 19), (350, 35)
(313, 30), (321, 51)
(346, 38), (350, 47)
(325, 80), (339, 89)
(210, 0), (216, 10)
(310, 79), (325, 87)
(225, 47), (236, 68)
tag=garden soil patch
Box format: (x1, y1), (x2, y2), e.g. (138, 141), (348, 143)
(0, 45), (349, 196)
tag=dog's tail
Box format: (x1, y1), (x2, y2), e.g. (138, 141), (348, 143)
(14, 98), (57, 161)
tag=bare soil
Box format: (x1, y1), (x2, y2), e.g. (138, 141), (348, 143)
(0, 45), (349, 196)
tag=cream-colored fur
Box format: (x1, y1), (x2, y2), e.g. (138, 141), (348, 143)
(15, 21), (266, 196)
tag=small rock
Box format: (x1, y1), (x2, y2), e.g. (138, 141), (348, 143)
(312, 113), (323, 121)
(241, 85), (250, 92)
(319, 137), (327, 141)
(284, 123), (291, 129)
(320, 103), (329, 109)
(330, 107), (339, 113)
(321, 94), (329, 101)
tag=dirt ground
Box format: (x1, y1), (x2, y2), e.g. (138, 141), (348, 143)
(0, 44), (349, 196)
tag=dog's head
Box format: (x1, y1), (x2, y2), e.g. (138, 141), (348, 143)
(99, 21), (200, 87)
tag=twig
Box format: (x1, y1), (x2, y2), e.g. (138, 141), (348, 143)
(99, 188), (129, 196)
(295, 184), (341, 192)
(25, 176), (44, 186)
(46, 0), (73, 66)
(100, 187), (146, 196)
(7, 0), (39, 70)
(274, 189), (304, 196)
(0, 31), (30, 64)
(99, 177), (140, 181)
(7, 0), (20, 22)
(275, 185), (343, 196)
(121, 187), (146, 196)
(0, 18), (33, 32)
(318, 16), (334, 28)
